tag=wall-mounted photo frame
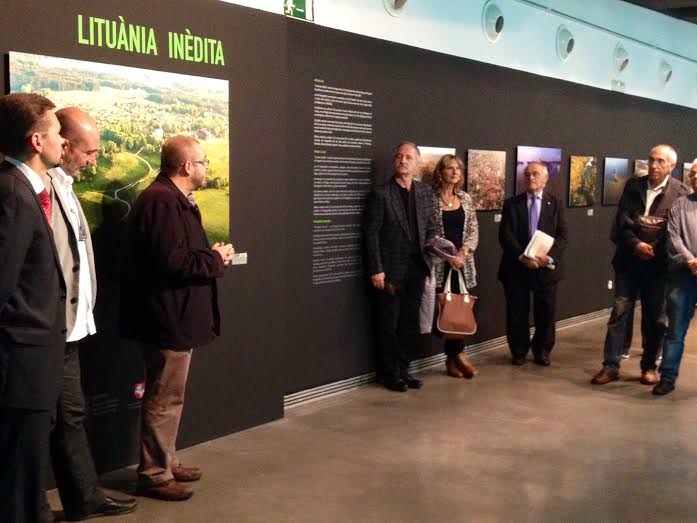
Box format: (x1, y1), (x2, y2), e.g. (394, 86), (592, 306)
(417, 145), (455, 185)
(515, 145), (562, 199)
(466, 149), (506, 211)
(602, 157), (630, 205)
(633, 159), (648, 177)
(568, 155), (597, 207)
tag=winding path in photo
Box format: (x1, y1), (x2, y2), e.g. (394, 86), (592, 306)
(113, 148), (155, 215)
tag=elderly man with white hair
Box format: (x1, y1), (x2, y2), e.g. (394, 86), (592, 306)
(592, 145), (689, 386)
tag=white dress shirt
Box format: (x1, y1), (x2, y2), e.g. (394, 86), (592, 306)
(644, 174), (670, 215)
(5, 156), (46, 194)
(52, 167), (97, 341)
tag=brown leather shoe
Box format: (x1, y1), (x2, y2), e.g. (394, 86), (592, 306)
(136, 480), (193, 501)
(456, 353), (478, 379)
(640, 370), (659, 385)
(446, 357), (464, 378)
(590, 367), (619, 385)
(172, 465), (202, 482)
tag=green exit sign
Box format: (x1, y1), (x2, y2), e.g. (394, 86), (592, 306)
(284, 0), (314, 21)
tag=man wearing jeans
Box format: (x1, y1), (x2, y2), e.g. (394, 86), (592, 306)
(120, 136), (234, 501)
(653, 159), (697, 395)
(592, 144), (689, 386)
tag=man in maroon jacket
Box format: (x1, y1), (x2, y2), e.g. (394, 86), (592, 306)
(120, 135), (234, 501)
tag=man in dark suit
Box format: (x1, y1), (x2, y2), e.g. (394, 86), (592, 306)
(120, 135), (234, 501)
(364, 142), (436, 392)
(0, 93), (66, 523)
(45, 107), (137, 520)
(592, 144), (688, 386)
(498, 161), (568, 366)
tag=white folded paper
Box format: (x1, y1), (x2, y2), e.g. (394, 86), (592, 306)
(523, 230), (555, 260)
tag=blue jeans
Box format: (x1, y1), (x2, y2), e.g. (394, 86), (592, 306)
(659, 274), (697, 384)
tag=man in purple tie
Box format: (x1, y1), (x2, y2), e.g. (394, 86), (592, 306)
(498, 161), (568, 366)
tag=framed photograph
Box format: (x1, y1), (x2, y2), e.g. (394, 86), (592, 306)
(416, 145), (455, 184)
(683, 162), (695, 185)
(466, 149), (506, 211)
(10, 51), (230, 243)
(633, 159), (648, 177)
(515, 145), (563, 199)
(602, 157), (630, 205)
(568, 155), (597, 207)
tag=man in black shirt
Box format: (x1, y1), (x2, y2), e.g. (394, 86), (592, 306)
(364, 142), (436, 391)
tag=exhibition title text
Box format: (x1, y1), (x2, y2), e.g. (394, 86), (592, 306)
(76, 14), (225, 66)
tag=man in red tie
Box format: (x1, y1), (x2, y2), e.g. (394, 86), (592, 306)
(0, 92), (67, 523)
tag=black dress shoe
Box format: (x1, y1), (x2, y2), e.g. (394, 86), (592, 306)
(66, 496), (138, 521)
(652, 380), (675, 396)
(401, 374), (423, 389)
(383, 377), (408, 392)
(533, 354), (550, 366)
(511, 355), (526, 366)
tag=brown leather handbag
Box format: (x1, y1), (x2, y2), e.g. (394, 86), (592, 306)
(436, 269), (477, 339)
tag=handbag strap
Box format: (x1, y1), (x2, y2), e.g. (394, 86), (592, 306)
(444, 267), (468, 296)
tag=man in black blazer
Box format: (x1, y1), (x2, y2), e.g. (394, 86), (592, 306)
(364, 142), (436, 392)
(120, 135), (234, 501)
(498, 161), (568, 366)
(0, 93), (67, 523)
(592, 144), (689, 386)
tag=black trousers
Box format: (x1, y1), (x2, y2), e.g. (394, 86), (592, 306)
(372, 261), (427, 381)
(503, 281), (558, 359)
(48, 342), (104, 520)
(0, 407), (53, 523)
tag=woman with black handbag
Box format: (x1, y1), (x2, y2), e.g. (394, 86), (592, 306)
(431, 154), (480, 378)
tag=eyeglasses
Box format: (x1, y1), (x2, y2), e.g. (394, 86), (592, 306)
(192, 159), (210, 168)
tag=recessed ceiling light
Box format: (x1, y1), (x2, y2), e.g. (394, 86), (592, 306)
(384, 0), (408, 17)
(556, 25), (575, 61)
(482, 1), (504, 43)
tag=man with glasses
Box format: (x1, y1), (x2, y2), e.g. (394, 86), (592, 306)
(652, 159), (697, 395)
(120, 135), (234, 501)
(592, 145), (688, 386)
(45, 107), (137, 519)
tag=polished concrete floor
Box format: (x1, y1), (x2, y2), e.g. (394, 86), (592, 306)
(49, 315), (697, 522)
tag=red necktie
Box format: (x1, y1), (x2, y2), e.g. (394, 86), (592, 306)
(38, 189), (52, 225)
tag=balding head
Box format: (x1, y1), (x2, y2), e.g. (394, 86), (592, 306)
(56, 107), (100, 178)
(648, 144), (677, 188)
(160, 135), (208, 193)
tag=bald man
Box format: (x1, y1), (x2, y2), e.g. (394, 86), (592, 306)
(120, 135), (233, 501)
(43, 107), (137, 520)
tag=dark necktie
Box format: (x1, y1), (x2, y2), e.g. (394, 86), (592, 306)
(38, 189), (52, 225)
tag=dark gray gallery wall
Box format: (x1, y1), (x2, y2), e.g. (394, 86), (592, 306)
(282, 19), (697, 394)
(1, 1), (696, 472)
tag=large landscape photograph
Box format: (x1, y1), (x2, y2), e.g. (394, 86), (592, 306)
(10, 52), (230, 243)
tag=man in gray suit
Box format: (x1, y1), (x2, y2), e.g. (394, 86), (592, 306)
(45, 107), (137, 520)
(364, 142), (436, 392)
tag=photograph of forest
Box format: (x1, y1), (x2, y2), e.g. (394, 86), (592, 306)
(10, 52), (230, 243)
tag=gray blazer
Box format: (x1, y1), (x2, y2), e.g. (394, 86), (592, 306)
(49, 169), (97, 336)
(364, 177), (436, 282)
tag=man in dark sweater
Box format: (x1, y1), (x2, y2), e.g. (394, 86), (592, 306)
(592, 144), (689, 386)
(120, 135), (234, 501)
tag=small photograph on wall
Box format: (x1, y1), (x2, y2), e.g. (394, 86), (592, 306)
(466, 149), (506, 210)
(634, 159), (648, 177)
(568, 155), (597, 207)
(9, 51), (230, 243)
(417, 145), (456, 184)
(684, 162), (695, 185)
(602, 157), (630, 205)
(515, 146), (563, 199)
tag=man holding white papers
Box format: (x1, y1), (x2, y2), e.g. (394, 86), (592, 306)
(498, 161), (568, 366)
